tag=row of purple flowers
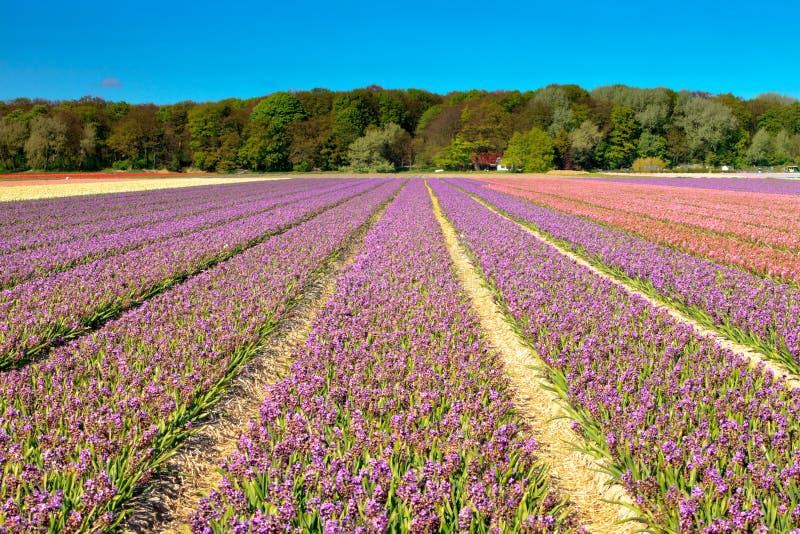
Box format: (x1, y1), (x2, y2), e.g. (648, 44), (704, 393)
(0, 180), (401, 532)
(191, 180), (574, 533)
(1, 179), (276, 234)
(431, 179), (800, 532)
(450, 178), (800, 373)
(0, 179), (339, 254)
(0, 180), (361, 287)
(0, 180), (381, 370)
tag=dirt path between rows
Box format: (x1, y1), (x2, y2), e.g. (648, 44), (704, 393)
(121, 193), (396, 534)
(427, 182), (638, 534)
(462, 189), (800, 389)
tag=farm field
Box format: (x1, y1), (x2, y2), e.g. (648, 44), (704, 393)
(480, 175), (800, 281)
(0, 175), (284, 202)
(1, 175), (800, 532)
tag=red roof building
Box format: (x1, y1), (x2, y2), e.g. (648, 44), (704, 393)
(471, 152), (503, 170)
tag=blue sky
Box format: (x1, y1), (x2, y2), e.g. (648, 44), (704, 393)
(2, 0), (798, 104)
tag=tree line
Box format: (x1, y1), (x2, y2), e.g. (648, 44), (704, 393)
(1, 84), (799, 173)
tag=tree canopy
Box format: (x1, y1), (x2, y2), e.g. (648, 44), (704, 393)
(2, 84), (799, 173)
(502, 127), (555, 172)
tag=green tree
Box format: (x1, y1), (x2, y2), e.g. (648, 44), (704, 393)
(513, 99), (552, 134)
(729, 130), (751, 168)
(674, 95), (738, 161)
(107, 106), (162, 168)
(460, 101), (512, 152)
(416, 105), (444, 135)
(665, 125), (690, 165)
(637, 132), (667, 159)
(528, 86), (575, 136)
(288, 115), (334, 171)
(238, 93), (305, 172)
(375, 91), (411, 130)
(187, 100), (246, 171)
(570, 120), (603, 170)
(790, 134), (800, 163)
(553, 129), (573, 169)
(344, 123), (410, 173)
(158, 102), (193, 171)
(604, 105), (639, 169)
(772, 130), (792, 164)
(106, 101), (131, 121)
(250, 92), (306, 129)
(400, 88), (441, 132)
(238, 124), (290, 171)
(78, 123), (98, 169)
(591, 85), (674, 133)
(0, 116), (28, 171)
(328, 91), (379, 167)
(502, 127), (555, 172)
(295, 88), (335, 118)
(714, 93), (754, 134)
(746, 129), (772, 166)
(434, 134), (476, 171)
(24, 116), (67, 169)
(414, 104), (463, 168)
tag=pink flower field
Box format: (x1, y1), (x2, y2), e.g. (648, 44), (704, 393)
(482, 176), (800, 281)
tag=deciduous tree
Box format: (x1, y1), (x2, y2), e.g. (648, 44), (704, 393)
(674, 95), (739, 160)
(746, 128), (771, 166)
(502, 127), (555, 172)
(344, 123), (410, 173)
(250, 92), (306, 129)
(434, 134), (475, 171)
(570, 120), (603, 170)
(0, 116), (28, 171)
(24, 116), (67, 169)
(603, 105), (639, 169)
(288, 115), (334, 171)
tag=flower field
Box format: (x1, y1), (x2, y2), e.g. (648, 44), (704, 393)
(2, 175), (800, 532)
(0, 176), (277, 202)
(480, 176), (800, 281)
(592, 176), (800, 196)
(448, 178), (800, 373)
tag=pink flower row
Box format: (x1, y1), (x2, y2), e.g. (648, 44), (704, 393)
(483, 177), (800, 253)
(484, 177), (800, 281)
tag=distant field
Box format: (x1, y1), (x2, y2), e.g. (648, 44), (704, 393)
(0, 174), (283, 201)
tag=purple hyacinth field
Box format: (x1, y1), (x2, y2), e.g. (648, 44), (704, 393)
(2, 175), (800, 533)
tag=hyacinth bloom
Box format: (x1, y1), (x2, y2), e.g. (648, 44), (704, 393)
(448, 178), (800, 371)
(0, 180), (381, 370)
(0, 179), (342, 256)
(586, 176), (800, 196)
(430, 179), (800, 532)
(0, 179), (361, 285)
(191, 180), (573, 533)
(483, 176), (800, 248)
(0, 182), (284, 242)
(0, 181), (400, 532)
(480, 176), (800, 281)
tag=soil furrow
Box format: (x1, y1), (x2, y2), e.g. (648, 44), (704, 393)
(120, 183), (402, 533)
(427, 182), (638, 534)
(463, 187), (800, 389)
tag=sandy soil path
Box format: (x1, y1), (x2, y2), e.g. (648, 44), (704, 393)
(120, 191), (395, 533)
(461, 188), (800, 389)
(427, 182), (639, 534)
